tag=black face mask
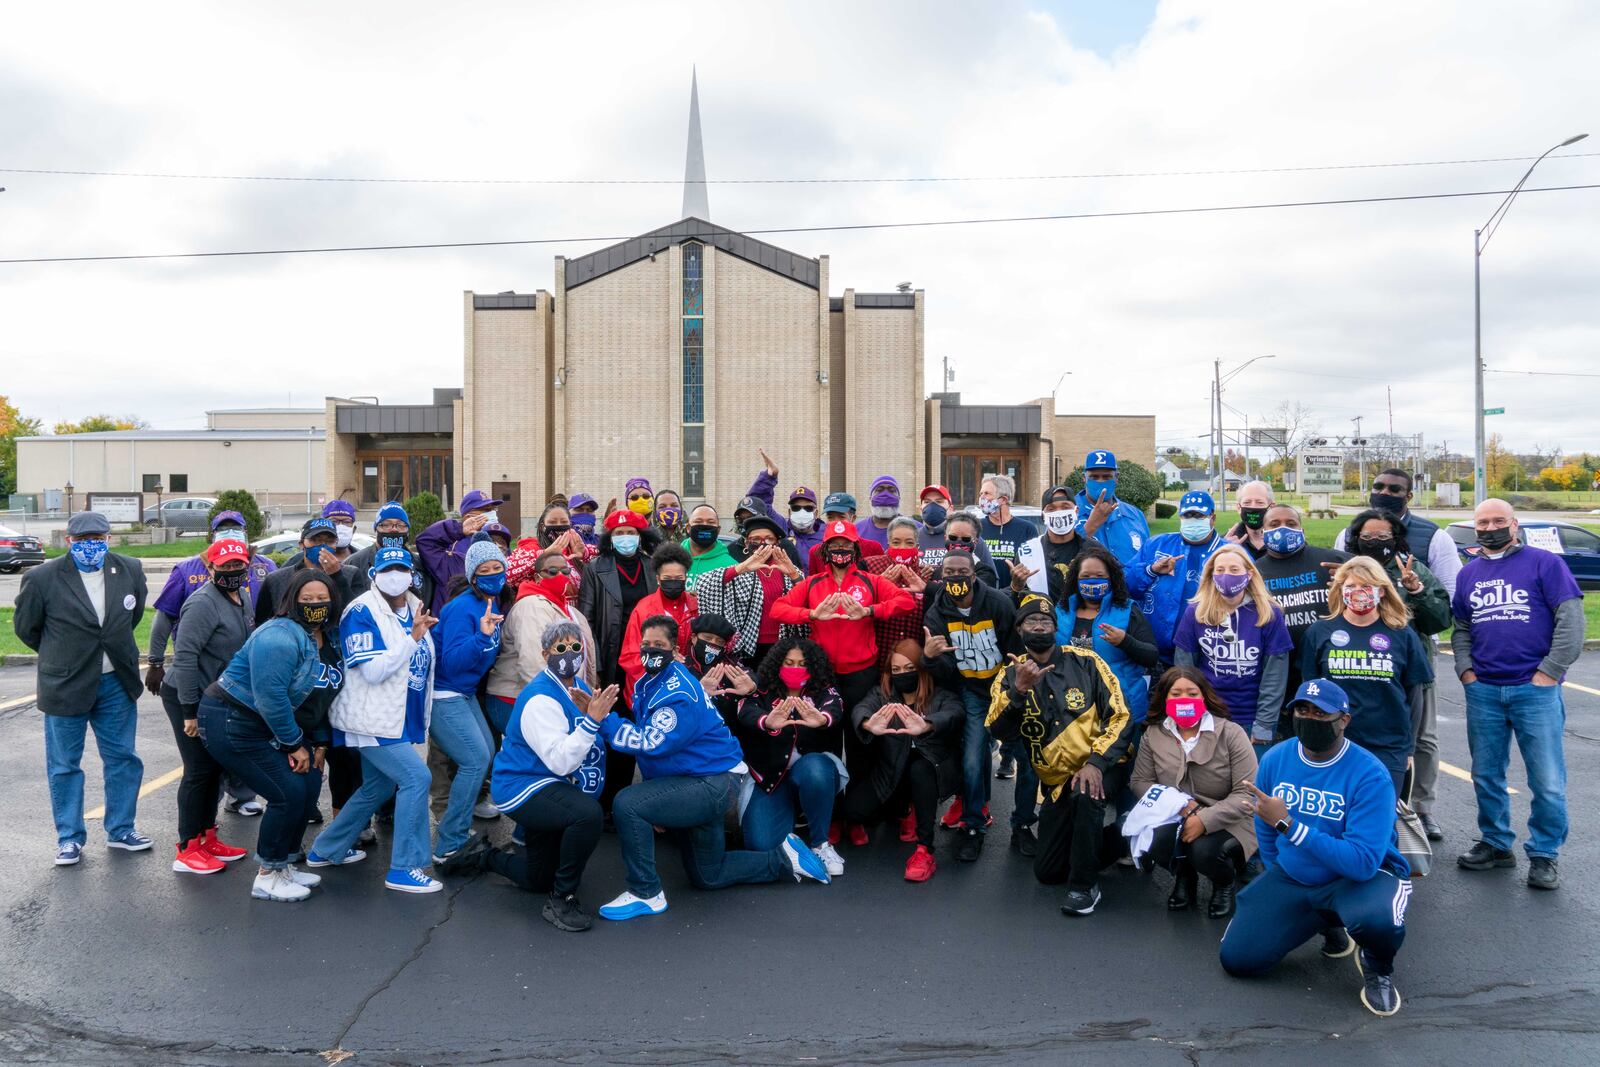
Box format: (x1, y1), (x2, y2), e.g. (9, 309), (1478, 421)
(1369, 491), (1406, 514)
(378, 533), (407, 549)
(943, 578), (972, 601)
(1477, 526), (1514, 552)
(827, 549), (855, 569)
(1356, 537), (1396, 564)
(294, 603), (330, 630)
(540, 525), (571, 547)
(213, 569), (246, 592)
(1294, 715), (1342, 752)
(890, 671), (919, 695)
(688, 525), (719, 547)
(659, 578), (687, 600)
(693, 639), (722, 667)
(640, 647), (671, 675)
(1240, 507), (1268, 530)
(1021, 629), (1057, 653)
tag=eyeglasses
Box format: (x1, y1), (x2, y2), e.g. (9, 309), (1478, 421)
(548, 642), (582, 654)
(746, 538), (777, 548)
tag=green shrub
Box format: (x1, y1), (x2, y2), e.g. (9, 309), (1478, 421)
(403, 491), (445, 531)
(1154, 501), (1177, 519)
(1063, 461), (1163, 513)
(1528, 498), (1562, 511)
(207, 491), (267, 541)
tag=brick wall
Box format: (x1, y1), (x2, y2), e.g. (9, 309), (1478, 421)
(465, 294), (550, 523)
(1053, 413), (1157, 474)
(842, 295), (923, 500)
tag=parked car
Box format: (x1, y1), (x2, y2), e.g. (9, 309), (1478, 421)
(0, 524), (46, 573)
(1447, 519), (1600, 590)
(251, 531), (375, 560)
(142, 497), (219, 531)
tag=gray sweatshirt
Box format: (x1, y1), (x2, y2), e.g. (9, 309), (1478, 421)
(170, 581), (257, 708)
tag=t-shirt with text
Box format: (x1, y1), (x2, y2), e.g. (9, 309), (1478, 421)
(1301, 617), (1432, 773)
(1451, 546), (1581, 686)
(1173, 601), (1294, 735)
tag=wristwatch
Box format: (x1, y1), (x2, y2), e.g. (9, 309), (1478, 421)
(1275, 815), (1293, 835)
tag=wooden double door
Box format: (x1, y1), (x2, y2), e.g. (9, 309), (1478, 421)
(942, 450), (1026, 507)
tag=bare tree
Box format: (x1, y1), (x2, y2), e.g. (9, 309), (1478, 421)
(1258, 400), (1322, 463)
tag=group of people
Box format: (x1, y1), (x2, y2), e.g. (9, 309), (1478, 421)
(13, 450), (1581, 1017)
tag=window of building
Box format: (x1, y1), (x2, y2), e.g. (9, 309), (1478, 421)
(681, 242), (705, 494)
(141, 474), (161, 493)
(169, 474), (189, 493)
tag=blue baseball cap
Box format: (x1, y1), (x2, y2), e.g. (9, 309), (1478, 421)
(210, 510), (247, 531)
(1084, 450), (1118, 471)
(822, 492), (857, 515)
(1178, 491), (1215, 516)
(1291, 679), (1350, 716)
(376, 501), (409, 527)
(373, 545), (414, 572)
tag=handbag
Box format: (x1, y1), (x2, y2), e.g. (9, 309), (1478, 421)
(1394, 799), (1433, 877)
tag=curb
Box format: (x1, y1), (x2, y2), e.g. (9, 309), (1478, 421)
(1, 655), (164, 668)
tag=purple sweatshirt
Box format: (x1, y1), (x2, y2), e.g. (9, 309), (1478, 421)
(416, 518), (473, 614)
(153, 553), (276, 622)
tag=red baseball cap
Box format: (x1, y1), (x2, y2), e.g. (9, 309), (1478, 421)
(604, 509), (648, 532)
(205, 539), (250, 567)
(919, 484), (951, 503)
(821, 519), (859, 544)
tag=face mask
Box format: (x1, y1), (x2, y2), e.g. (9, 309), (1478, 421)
(540, 573), (575, 601)
(1167, 697), (1205, 729)
(1295, 715), (1341, 752)
(612, 532), (641, 557)
(658, 577), (687, 600)
(628, 497), (654, 516)
(475, 573), (507, 597)
(639, 647), (671, 675)
(779, 665), (811, 691)
(213, 569), (246, 592)
(213, 528), (248, 544)
(890, 671), (919, 695)
(656, 506), (683, 528)
(693, 639), (722, 667)
(1476, 526), (1514, 552)
(305, 544), (333, 566)
(1342, 585), (1380, 615)
(478, 510), (500, 527)
(1021, 629), (1057, 653)
(1179, 518), (1212, 543)
(789, 508), (815, 531)
(378, 533), (407, 549)
(334, 524), (355, 548)
(539, 525), (571, 547)
(375, 570), (413, 597)
(978, 497), (1001, 516)
(69, 539), (108, 572)
(871, 505), (897, 521)
(1212, 571), (1251, 598)
(1078, 577), (1110, 602)
(1262, 527), (1305, 555)
(1042, 508), (1077, 536)
(827, 548), (855, 569)
(887, 546), (921, 566)
(688, 525), (719, 547)
(549, 649), (585, 679)
(294, 602), (330, 629)
(1369, 491), (1406, 514)
(943, 578), (972, 600)
(920, 502), (948, 528)
(1086, 479), (1117, 502)
(1239, 507), (1267, 530)
(1356, 537), (1396, 564)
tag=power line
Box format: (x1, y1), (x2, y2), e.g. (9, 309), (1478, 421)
(4, 181), (1598, 266)
(2, 151), (1596, 188)
(1485, 367), (1600, 379)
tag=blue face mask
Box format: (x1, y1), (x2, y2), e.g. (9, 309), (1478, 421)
(1263, 526), (1306, 556)
(69, 539), (108, 572)
(305, 544), (332, 565)
(612, 532), (641, 557)
(474, 573), (507, 596)
(1178, 518), (1212, 543)
(921, 503), (948, 528)
(1077, 577), (1110, 602)
(1086, 478), (1117, 502)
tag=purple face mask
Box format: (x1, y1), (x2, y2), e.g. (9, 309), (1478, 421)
(870, 483), (900, 508)
(1212, 571), (1252, 598)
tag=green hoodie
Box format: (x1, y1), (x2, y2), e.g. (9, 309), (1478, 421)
(682, 537), (736, 579)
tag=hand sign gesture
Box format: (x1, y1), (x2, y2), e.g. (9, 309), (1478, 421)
(582, 684), (620, 723)
(1009, 562), (1036, 592)
(759, 448), (778, 478)
(1012, 653), (1044, 692)
(410, 609), (438, 643)
(863, 705), (900, 736)
(480, 599), (504, 635)
(1247, 782), (1288, 827)
(1096, 622), (1126, 646)
(898, 707), (932, 737)
(722, 665), (758, 696)
(838, 595), (870, 620)
(1398, 553), (1424, 593)
(1152, 554), (1181, 577)
(811, 593), (842, 621)
(765, 700), (797, 733)
(793, 699), (829, 728)
(923, 626), (951, 659)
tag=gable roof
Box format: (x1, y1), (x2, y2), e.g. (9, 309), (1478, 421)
(563, 217), (819, 291)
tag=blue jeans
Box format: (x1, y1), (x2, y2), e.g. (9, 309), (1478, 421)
(313, 743), (432, 870)
(741, 753), (838, 850)
(1001, 739), (1041, 830)
(43, 672), (143, 845)
(197, 695), (321, 869)
(613, 772), (786, 898)
(1464, 681), (1568, 860)
(958, 688), (993, 830)
(429, 694), (493, 857)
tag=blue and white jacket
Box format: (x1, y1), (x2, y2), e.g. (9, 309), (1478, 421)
(1255, 735), (1407, 887)
(1054, 595), (1150, 714)
(1125, 530), (1225, 658)
(1073, 491), (1150, 569)
(602, 660), (746, 779)
(491, 668), (605, 812)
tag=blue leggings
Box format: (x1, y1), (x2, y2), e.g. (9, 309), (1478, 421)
(1220, 864), (1410, 977)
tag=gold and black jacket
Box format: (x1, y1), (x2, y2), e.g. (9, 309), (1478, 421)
(985, 645), (1134, 801)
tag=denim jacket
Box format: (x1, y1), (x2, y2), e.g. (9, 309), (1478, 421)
(217, 617), (324, 749)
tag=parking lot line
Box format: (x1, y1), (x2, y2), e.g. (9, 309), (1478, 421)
(1439, 759), (1517, 795)
(0, 693), (37, 713)
(1436, 648), (1596, 697)
(84, 766), (183, 821)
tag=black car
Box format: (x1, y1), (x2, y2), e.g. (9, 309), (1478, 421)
(0, 524), (46, 573)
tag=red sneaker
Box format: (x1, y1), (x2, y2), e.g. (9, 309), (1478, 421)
(848, 823), (869, 847)
(904, 845), (937, 882)
(828, 820), (842, 846)
(200, 827), (248, 862)
(940, 798), (964, 829)
(898, 809), (918, 843)
(172, 838), (225, 876)
(980, 804), (993, 829)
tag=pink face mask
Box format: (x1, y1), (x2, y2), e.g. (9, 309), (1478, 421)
(1342, 585), (1380, 615)
(779, 666), (811, 692)
(1167, 697), (1206, 729)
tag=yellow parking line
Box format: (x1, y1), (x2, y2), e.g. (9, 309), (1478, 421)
(0, 693), (37, 713)
(84, 766), (183, 821)
(1436, 648), (1598, 697)
(1439, 759), (1517, 795)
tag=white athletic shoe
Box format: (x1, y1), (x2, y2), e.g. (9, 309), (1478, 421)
(284, 865), (322, 888)
(811, 841), (846, 877)
(251, 868), (311, 902)
(472, 799), (501, 820)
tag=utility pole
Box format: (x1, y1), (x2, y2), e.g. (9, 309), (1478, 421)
(1213, 359), (1224, 509)
(1351, 416), (1365, 494)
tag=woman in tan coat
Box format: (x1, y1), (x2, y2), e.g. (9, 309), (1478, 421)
(1131, 666), (1258, 919)
(487, 549), (599, 733)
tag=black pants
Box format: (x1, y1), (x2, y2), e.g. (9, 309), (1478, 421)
(841, 758), (943, 846)
(326, 747), (364, 810)
(197, 695), (321, 866)
(1145, 823), (1245, 888)
(835, 666), (880, 779)
(159, 684), (223, 846)
(1034, 763), (1130, 891)
(488, 781), (604, 896)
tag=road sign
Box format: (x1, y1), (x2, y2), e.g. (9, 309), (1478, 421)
(1483, 407), (1505, 416)
(1296, 449), (1344, 494)
(86, 493), (144, 524)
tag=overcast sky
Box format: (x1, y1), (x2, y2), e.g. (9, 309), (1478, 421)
(3, 0), (1596, 460)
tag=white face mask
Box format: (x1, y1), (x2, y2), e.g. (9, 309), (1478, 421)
(375, 570), (413, 597)
(334, 523), (355, 548)
(480, 510), (500, 527)
(871, 505), (897, 521)
(213, 528), (248, 544)
(1042, 508), (1078, 536)
(789, 508), (816, 531)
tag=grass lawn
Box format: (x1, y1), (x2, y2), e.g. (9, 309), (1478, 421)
(43, 539), (208, 560)
(0, 606), (156, 658)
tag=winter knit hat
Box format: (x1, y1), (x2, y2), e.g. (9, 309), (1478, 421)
(625, 476), (653, 496)
(465, 539), (506, 579)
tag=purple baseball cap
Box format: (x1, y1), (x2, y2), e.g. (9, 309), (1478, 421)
(210, 510), (247, 530)
(568, 492), (598, 512)
(788, 486), (818, 505)
(458, 489), (503, 515)
(321, 499), (356, 521)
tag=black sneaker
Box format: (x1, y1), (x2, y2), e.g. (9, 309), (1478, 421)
(1418, 811), (1443, 842)
(1321, 927), (1354, 958)
(1528, 857), (1560, 890)
(996, 755), (1017, 780)
(1356, 950), (1401, 1016)
(1059, 886), (1101, 916)
(436, 833), (490, 875)
(306, 808), (325, 825)
(956, 828), (984, 863)
(542, 892), (593, 932)
(1457, 841), (1516, 871)
(1009, 827), (1038, 858)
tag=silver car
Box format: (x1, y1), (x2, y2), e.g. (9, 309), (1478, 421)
(142, 497), (219, 531)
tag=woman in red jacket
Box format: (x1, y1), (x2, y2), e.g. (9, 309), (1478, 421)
(618, 543), (698, 698)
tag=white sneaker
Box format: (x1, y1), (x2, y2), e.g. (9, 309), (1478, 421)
(251, 868), (310, 902)
(472, 799), (501, 820)
(812, 841), (846, 877)
(598, 890), (670, 920)
(226, 797), (267, 817)
(284, 865), (322, 888)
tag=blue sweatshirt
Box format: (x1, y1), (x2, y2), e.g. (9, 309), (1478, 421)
(432, 588), (503, 696)
(1255, 736), (1407, 886)
(601, 660), (745, 779)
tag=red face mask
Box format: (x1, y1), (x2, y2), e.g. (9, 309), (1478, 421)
(887, 547), (921, 566)
(779, 665), (811, 692)
(1167, 697), (1206, 729)
(539, 573), (575, 602)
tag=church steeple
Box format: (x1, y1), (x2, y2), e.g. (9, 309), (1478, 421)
(682, 68), (710, 221)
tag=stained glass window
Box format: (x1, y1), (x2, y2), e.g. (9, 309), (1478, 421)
(682, 242), (705, 488)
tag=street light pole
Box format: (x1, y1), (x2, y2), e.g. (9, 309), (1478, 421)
(1215, 354), (1275, 512)
(1472, 132), (1587, 505)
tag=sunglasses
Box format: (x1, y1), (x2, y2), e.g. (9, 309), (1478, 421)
(1372, 483), (1408, 494)
(628, 493), (652, 502)
(946, 537), (975, 546)
(540, 567), (570, 578)
(548, 642), (583, 654)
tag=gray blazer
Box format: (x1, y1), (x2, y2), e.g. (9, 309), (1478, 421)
(13, 554), (147, 716)
(169, 581), (255, 709)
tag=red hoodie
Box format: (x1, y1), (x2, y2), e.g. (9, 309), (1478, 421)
(769, 567), (914, 675)
(618, 590), (699, 698)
